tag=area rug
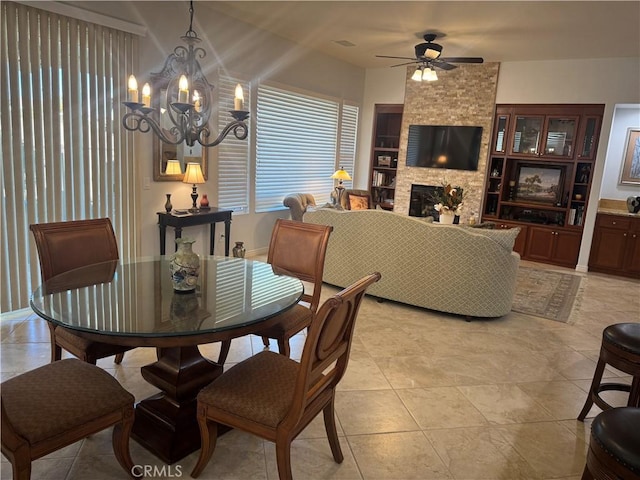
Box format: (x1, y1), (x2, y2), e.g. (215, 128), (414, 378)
(512, 266), (582, 323)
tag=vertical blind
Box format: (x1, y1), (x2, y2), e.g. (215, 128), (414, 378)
(217, 75), (250, 214)
(1, 2), (138, 312)
(255, 84), (358, 212)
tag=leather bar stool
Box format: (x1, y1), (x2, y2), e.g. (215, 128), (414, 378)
(578, 323), (640, 421)
(582, 407), (640, 480)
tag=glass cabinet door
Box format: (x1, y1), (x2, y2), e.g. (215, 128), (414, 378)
(577, 116), (601, 160)
(511, 116), (543, 155)
(543, 116), (578, 157)
(493, 115), (509, 153)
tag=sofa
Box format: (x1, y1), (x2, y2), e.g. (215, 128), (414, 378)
(304, 208), (521, 318)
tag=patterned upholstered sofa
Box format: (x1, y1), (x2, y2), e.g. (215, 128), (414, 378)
(304, 208), (521, 318)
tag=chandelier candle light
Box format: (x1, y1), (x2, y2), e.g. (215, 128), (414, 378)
(122, 1), (249, 148)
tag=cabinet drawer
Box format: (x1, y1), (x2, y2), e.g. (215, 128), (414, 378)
(596, 214), (631, 230)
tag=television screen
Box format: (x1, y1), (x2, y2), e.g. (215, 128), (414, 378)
(406, 125), (483, 171)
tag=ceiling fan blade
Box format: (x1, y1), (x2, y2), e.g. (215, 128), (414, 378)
(390, 61), (419, 68)
(439, 57), (484, 64)
(432, 60), (457, 71)
(376, 55), (417, 61)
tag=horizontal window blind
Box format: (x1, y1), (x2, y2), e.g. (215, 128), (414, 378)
(255, 85), (339, 212)
(1, 2), (138, 312)
(217, 75), (250, 214)
(338, 103), (359, 182)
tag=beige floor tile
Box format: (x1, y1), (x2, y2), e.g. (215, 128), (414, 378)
(495, 422), (588, 478)
(264, 437), (361, 480)
(516, 380), (595, 420)
(1, 456), (76, 480)
(397, 386), (488, 429)
(335, 390), (419, 435)
(338, 352), (393, 391)
(425, 426), (541, 480)
(458, 384), (554, 424)
(347, 431), (452, 479)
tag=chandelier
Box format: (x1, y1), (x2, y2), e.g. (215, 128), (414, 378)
(122, 1), (248, 148)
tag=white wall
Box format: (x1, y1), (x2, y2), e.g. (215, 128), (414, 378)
(362, 57), (640, 271)
(600, 105), (640, 200)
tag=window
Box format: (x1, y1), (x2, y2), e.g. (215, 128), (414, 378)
(1, 2), (138, 312)
(255, 84), (358, 212)
(217, 75), (250, 214)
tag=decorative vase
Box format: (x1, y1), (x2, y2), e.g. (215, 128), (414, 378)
(232, 241), (246, 258)
(627, 196), (640, 214)
(439, 211), (455, 224)
(164, 194), (172, 213)
(200, 194), (210, 209)
(169, 238), (200, 293)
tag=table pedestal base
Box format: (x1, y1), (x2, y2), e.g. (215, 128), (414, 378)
(131, 346), (222, 464)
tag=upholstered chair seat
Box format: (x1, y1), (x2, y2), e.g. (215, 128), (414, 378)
(1, 359), (136, 479)
(582, 407), (640, 479)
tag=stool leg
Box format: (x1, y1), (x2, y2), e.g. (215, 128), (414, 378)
(578, 357), (606, 421)
(629, 376), (640, 407)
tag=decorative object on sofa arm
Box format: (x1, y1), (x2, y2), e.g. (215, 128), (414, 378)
(183, 162), (205, 213)
(330, 167), (352, 209)
(283, 193), (316, 221)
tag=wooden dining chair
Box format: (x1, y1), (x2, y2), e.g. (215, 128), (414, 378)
(1, 358), (137, 480)
(217, 219), (333, 364)
(29, 218), (133, 365)
(191, 272), (381, 480)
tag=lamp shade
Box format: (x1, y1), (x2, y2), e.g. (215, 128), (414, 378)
(183, 162), (205, 184)
(164, 160), (182, 175)
(411, 67), (423, 82)
(331, 168), (352, 181)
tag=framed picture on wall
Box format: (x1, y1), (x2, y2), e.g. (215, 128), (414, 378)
(619, 127), (640, 185)
(515, 165), (564, 205)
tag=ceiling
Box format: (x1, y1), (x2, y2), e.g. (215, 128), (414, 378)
(206, 1), (640, 69)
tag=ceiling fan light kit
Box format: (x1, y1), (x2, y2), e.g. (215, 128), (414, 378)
(377, 32), (483, 82)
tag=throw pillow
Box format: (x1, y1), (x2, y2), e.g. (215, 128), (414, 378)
(349, 195), (369, 210)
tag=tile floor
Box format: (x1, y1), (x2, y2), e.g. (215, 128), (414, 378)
(1, 260), (639, 480)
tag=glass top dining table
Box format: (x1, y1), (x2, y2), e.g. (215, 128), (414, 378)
(30, 256), (304, 464)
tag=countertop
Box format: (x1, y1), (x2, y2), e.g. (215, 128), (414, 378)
(597, 208), (640, 218)
(597, 198), (640, 218)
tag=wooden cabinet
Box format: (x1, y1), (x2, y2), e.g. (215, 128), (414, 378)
(525, 226), (582, 267)
(589, 214), (640, 278)
(482, 104), (604, 268)
(370, 104), (403, 210)
(495, 221), (527, 256)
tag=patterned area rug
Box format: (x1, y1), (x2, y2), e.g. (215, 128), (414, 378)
(512, 266), (582, 323)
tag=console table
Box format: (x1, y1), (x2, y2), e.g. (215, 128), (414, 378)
(157, 208), (232, 256)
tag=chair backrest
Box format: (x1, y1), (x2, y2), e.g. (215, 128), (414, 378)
(267, 219), (332, 313)
(345, 189), (372, 210)
(283, 272), (381, 428)
(29, 218), (119, 282)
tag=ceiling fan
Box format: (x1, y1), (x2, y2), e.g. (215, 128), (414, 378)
(376, 33), (484, 81)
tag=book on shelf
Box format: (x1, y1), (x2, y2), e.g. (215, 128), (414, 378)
(569, 208), (577, 226)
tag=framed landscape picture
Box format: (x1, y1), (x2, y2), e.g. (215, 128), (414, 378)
(619, 128), (640, 185)
(516, 165), (563, 205)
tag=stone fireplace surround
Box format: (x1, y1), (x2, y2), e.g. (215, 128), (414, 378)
(392, 62), (500, 223)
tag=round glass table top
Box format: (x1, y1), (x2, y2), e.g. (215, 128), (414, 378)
(30, 256), (303, 338)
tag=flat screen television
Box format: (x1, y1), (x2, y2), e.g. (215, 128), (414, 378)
(406, 125), (483, 171)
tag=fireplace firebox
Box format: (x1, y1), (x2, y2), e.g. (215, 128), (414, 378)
(409, 184), (459, 223)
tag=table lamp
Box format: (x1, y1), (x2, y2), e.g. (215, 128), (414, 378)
(331, 167), (351, 208)
(183, 162), (205, 213)
(164, 159), (182, 175)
